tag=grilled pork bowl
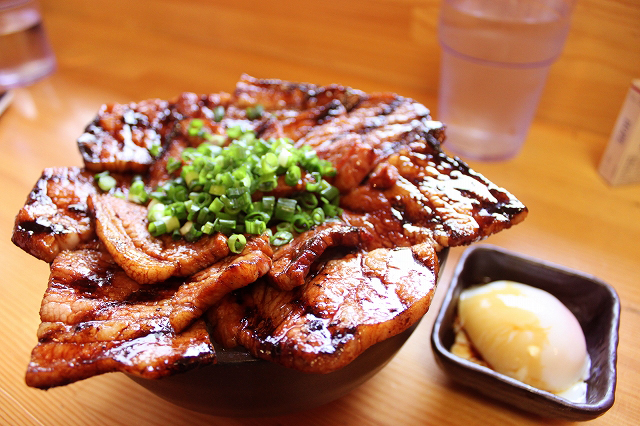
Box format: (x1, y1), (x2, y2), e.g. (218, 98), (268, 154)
(12, 75), (527, 416)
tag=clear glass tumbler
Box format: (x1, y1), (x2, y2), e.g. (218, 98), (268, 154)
(437, 0), (575, 161)
(0, 0), (56, 89)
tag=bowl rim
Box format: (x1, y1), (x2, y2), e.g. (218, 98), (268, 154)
(431, 244), (621, 421)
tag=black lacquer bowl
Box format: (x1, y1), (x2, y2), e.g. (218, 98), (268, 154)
(129, 249), (449, 417)
(431, 245), (620, 421)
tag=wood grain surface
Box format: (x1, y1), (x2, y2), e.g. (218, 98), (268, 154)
(1, 1), (638, 424)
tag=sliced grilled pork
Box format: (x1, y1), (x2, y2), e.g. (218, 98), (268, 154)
(267, 222), (369, 290)
(28, 237), (271, 388)
(210, 242), (439, 373)
(78, 99), (174, 173)
(341, 139), (527, 248)
(37, 238), (269, 340)
(385, 147), (528, 246)
(12, 167), (128, 262)
(234, 74), (362, 117)
(27, 319), (215, 389)
(294, 93), (444, 191)
(90, 194), (230, 284)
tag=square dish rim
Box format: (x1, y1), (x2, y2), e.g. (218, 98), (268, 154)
(430, 244), (620, 421)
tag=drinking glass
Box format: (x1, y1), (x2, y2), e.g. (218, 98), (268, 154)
(438, 0), (575, 161)
(0, 0), (56, 89)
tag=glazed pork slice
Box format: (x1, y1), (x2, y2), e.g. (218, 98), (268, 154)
(90, 194), (231, 284)
(27, 319), (215, 389)
(234, 74), (363, 118)
(12, 167), (131, 263)
(294, 93), (445, 191)
(78, 98), (174, 173)
(341, 137), (528, 249)
(234, 74), (365, 142)
(209, 242), (439, 374)
(27, 237), (272, 389)
(77, 91), (237, 175)
(76, 75), (364, 176)
(267, 222), (370, 290)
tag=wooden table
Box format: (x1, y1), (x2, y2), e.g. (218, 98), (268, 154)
(1, 1), (639, 424)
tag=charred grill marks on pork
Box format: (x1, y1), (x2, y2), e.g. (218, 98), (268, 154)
(90, 194), (231, 284)
(27, 319), (215, 389)
(13, 75), (527, 388)
(209, 243), (439, 373)
(268, 222), (370, 290)
(27, 237), (271, 389)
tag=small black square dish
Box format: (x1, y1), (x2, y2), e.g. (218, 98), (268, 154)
(431, 245), (620, 421)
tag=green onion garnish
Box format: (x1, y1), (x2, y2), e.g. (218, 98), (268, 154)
(149, 143), (161, 157)
(246, 104), (264, 120)
(128, 179), (149, 204)
(270, 230), (293, 246)
(213, 106), (225, 122)
(145, 133), (341, 243)
(285, 165), (301, 186)
(228, 233), (247, 253)
(95, 171), (117, 192)
(166, 157), (181, 174)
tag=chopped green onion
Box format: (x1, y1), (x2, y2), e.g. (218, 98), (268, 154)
(168, 185), (188, 202)
(285, 165), (301, 186)
(166, 157), (182, 174)
(149, 143), (161, 157)
(297, 192), (318, 210)
(97, 173), (116, 192)
(275, 198), (297, 222)
(262, 196), (276, 215)
(305, 172), (322, 192)
(278, 148), (293, 168)
(180, 221), (193, 236)
(245, 211), (271, 223)
(196, 207), (210, 224)
(145, 134), (340, 242)
(261, 153), (278, 175)
(320, 184), (340, 202)
(149, 220), (167, 237)
(190, 119), (204, 129)
(270, 230), (293, 246)
(128, 180), (148, 204)
(169, 202), (188, 220)
(276, 222), (293, 233)
(164, 216), (181, 233)
(187, 203), (201, 221)
(94, 171), (109, 181)
(201, 221), (215, 234)
(292, 213), (312, 233)
(228, 233), (247, 253)
(216, 218), (237, 234)
(208, 134), (226, 146)
(184, 226), (202, 242)
(226, 126), (244, 139)
(213, 105), (225, 122)
(246, 104), (264, 120)
(257, 174), (278, 192)
(245, 219), (266, 235)
(209, 197), (224, 213)
(147, 202), (166, 222)
(311, 207), (325, 225)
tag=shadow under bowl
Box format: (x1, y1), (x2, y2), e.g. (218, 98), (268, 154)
(431, 245), (620, 421)
(130, 249), (449, 417)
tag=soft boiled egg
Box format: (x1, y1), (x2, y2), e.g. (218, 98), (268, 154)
(454, 280), (590, 402)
